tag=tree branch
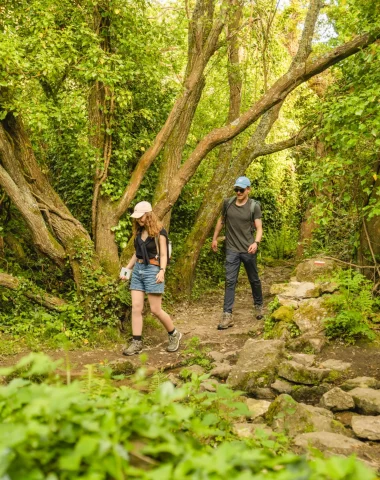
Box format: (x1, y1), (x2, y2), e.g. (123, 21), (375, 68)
(291, 0), (322, 66)
(115, 1), (226, 218)
(153, 31), (379, 218)
(0, 272), (67, 311)
(255, 126), (313, 158)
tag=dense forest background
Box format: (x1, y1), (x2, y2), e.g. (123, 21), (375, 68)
(1, 0), (380, 350)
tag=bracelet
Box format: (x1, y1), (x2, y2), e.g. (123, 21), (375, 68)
(254, 241), (260, 244)
(160, 268), (165, 272)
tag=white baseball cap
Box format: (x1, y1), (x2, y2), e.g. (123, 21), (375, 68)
(130, 201), (153, 218)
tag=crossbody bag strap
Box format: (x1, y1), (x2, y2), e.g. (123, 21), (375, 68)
(154, 235), (160, 262)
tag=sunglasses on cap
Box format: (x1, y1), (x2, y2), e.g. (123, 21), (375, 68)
(234, 187), (246, 193)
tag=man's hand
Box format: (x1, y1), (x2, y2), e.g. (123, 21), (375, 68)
(248, 242), (258, 254)
(211, 239), (218, 252)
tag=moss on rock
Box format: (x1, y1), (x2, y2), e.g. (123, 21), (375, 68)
(272, 306), (294, 323)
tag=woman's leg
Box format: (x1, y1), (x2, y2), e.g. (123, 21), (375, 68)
(131, 290), (145, 335)
(147, 293), (174, 332)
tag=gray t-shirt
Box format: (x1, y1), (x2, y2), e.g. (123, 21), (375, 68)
(223, 199), (262, 252)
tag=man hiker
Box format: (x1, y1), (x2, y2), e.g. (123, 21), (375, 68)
(212, 176), (264, 330)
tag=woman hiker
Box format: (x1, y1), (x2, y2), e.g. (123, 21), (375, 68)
(120, 201), (182, 355)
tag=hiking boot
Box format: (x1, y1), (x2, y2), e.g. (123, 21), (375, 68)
(217, 312), (234, 330)
(167, 330), (182, 352)
(255, 304), (264, 320)
(122, 339), (143, 356)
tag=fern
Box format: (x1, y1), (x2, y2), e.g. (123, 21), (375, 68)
(324, 269), (377, 344)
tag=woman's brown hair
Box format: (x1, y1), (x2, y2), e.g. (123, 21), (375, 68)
(132, 211), (163, 238)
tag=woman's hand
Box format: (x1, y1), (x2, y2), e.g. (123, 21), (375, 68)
(156, 269), (165, 283)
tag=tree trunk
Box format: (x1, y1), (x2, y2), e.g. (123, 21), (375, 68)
(153, 0), (217, 228)
(0, 112), (98, 289)
(173, 104), (281, 295)
(0, 272), (67, 311)
(95, 195), (120, 275)
(172, 1), (243, 294)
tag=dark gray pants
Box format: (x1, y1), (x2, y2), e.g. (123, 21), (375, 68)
(223, 249), (263, 313)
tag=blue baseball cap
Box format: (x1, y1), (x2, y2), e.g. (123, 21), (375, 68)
(234, 176), (251, 189)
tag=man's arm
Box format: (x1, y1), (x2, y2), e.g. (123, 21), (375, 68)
(254, 218), (263, 243)
(211, 217), (224, 252)
(247, 218), (263, 254)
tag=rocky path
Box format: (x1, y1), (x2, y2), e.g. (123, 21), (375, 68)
(3, 259), (380, 471)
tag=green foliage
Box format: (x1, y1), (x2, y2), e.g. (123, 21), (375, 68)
(0, 353), (376, 480)
(268, 297), (281, 313)
(324, 269), (378, 344)
(262, 226), (299, 260)
(0, 240), (132, 351)
(182, 336), (213, 371)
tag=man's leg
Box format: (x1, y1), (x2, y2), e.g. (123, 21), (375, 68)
(223, 250), (241, 313)
(241, 252), (263, 317)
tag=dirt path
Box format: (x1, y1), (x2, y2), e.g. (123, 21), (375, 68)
(3, 262), (380, 382)
(0, 264), (293, 374)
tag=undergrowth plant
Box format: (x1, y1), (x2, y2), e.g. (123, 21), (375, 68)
(0, 353), (376, 480)
(262, 226), (298, 260)
(324, 269), (378, 344)
(182, 336), (213, 370)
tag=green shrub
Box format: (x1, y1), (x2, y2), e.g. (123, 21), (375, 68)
(324, 269), (378, 344)
(182, 336), (213, 370)
(262, 226), (298, 260)
(0, 354), (376, 480)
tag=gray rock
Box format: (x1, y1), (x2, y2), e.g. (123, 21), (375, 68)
(320, 387), (355, 411)
(293, 297), (328, 336)
(287, 334), (326, 354)
(200, 380), (219, 393)
(265, 394), (348, 438)
(208, 351), (225, 363)
(319, 282), (339, 294)
(291, 353), (316, 367)
(291, 384), (330, 404)
(271, 379), (293, 394)
(223, 350), (238, 361)
(251, 423), (275, 436)
(278, 360), (331, 385)
(210, 362), (232, 380)
(303, 404), (333, 418)
(232, 422), (255, 438)
(294, 432), (364, 455)
(278, 297), (299, 309)
(341, 377), (380, 391)
(227, 339), (285, 393)
(295, 258), (337, 282)
(245, 398), (271, 420)
(349, 388), (380, 415)
(233, 422), (275, 439)
(352, 416), (380, 440)
(320, 359), (351, 372)
(249, 387), (276, 400)
(270, 281), (320, 300)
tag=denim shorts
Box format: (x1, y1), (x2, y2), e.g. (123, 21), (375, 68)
(130, 263), (165, 294)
